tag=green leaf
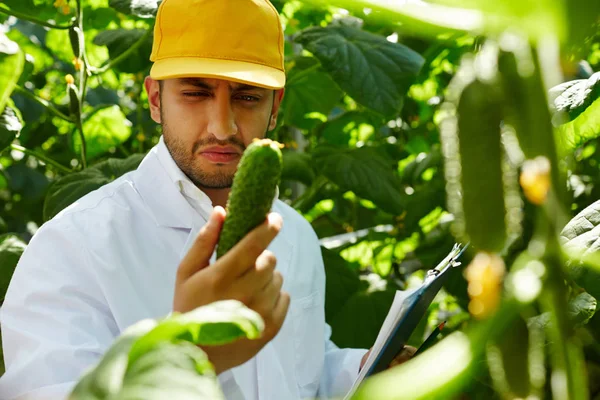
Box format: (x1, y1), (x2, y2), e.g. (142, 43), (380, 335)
(281, 150), (315, 186)
(295, 25), (424, 117)
(551, 72), (600, 122)
(321, 247), (363, 323)
(118, 342), (224, 400)
(5, 163), (49, 202)
(93, 29), (153, 73)
(282, 57), (343, 129)
(129, 300), (263, 364)
(7, 29), (52, 76)
(0, 233), (26, 305)
(0, 0), (74, 24)
(74, 105), (133, 160)
(43, 153), (145, 221)
(555, 98), (600, 153)
(109, 0), (161, 18)
(0, 106), (22, 152)
(70, 300), (261, 400)
(0, 34), (25, 115)
(329, 288), (396, 348)
(568, 292), (597, 326)
(313, 145), (404, 215)
(560, 199), (600, 300)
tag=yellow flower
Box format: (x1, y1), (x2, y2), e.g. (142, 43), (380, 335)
(72, 58), (83, 71)
(136, 133), (146, 142)
(65, 74), (75, 85)
(464, 252), (505, 319)
(520, 156), (551, 205)
(61, 5), (71, 15)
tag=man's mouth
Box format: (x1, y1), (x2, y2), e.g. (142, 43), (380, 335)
(199, 146), (242, 163)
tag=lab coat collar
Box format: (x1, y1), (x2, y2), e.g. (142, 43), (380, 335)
(133, 145), (198, 230)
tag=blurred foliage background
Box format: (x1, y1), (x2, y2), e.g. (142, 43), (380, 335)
(0, 0), (600, 399)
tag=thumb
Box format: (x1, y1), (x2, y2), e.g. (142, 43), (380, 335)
(177, 206), (226, 281)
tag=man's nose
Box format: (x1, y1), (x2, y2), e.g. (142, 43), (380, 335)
(207, 95), (238, 140)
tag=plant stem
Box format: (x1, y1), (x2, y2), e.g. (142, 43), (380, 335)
(0, 7), (75, 29)
(14, 86), (74, 122)
(10, 144), (72, 174)
(73, 0), (88, 169)
(93, 29), (152, 75)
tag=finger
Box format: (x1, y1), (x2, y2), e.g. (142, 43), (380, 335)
(217, 212), (282, 280)
(177, 206), (226, 281)
(230, 251), (278, 305)
(263, 290), (290, 339)
(249, 271), (283, 317)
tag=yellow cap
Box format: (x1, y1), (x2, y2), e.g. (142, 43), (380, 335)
(150, 0), (286, 89)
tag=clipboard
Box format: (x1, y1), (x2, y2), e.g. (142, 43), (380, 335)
(344, 242), (468, 399)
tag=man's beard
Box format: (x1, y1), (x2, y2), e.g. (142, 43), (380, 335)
(161, 123), (246, 190)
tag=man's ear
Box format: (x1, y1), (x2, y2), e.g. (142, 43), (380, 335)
(144, 76), (162, 124)
(268, 88), (285, 131)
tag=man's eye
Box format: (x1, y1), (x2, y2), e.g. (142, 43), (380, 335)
(183, 92), (210, 97)
(237, 95), (259, 102)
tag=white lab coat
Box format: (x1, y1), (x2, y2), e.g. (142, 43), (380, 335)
(0, 139), (367, 400)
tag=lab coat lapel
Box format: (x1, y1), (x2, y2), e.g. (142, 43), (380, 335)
(133, 148), (197, 230)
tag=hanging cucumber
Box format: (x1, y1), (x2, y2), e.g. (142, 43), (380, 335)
(441, 43), (508, 253)
(216, 138), (283, 259)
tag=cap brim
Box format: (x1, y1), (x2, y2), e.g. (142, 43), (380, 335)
(150, 57), (286, 90)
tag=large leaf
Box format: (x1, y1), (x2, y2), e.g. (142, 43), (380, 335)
(70, 300), (262, 400)
(282, 57), (343, 129)
(560, 199), (600, 300)
(109, 0), (161, 18)
(4, 163), (49, 203)
(0, 233), (27, 305)
(93, 29), (153, 73)
(321, 247), (364, 323)
(313, 145), (405, 215)
(295, 25), (424, 117)
(555, 99), (600, 153)
(0, 106), (22, 152)
(74, 106), (133, 160)
(43, 153), (145, 221)
(0, 34), (25, 114)
(329, 288), (396, 349)
(129, 300), (264, 363)
(550, 73), (600, 152)
(551, 72), (600, 122)
(281, 150), (315, 186)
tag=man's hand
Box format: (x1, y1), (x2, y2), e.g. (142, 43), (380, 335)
(359, 345), (417, 372)
(173, 206), (290, 374)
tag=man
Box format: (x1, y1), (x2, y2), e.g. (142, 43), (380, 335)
(0, 1), (414, 399)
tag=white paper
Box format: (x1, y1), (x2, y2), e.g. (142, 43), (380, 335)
(344, 288), (417, 399)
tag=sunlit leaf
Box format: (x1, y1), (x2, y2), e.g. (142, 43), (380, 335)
(70, 300), (261, 400)
(0, 34), (24, 114)
(551, 72), (600, 123)
(0, 106), (22, 152)
(295, 25), (424, 118)
(74, 105), (133, 159)
(283, 57), (343, 129)
(313, 145), (405, 215)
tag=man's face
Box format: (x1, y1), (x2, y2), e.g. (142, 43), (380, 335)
(146, 77), (284, 189)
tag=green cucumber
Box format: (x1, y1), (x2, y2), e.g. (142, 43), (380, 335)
(456, 77), (507, 252)
(67, 83), (80, 118)
(69, 26), (83, 59)
(216, 139), (283, 259)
